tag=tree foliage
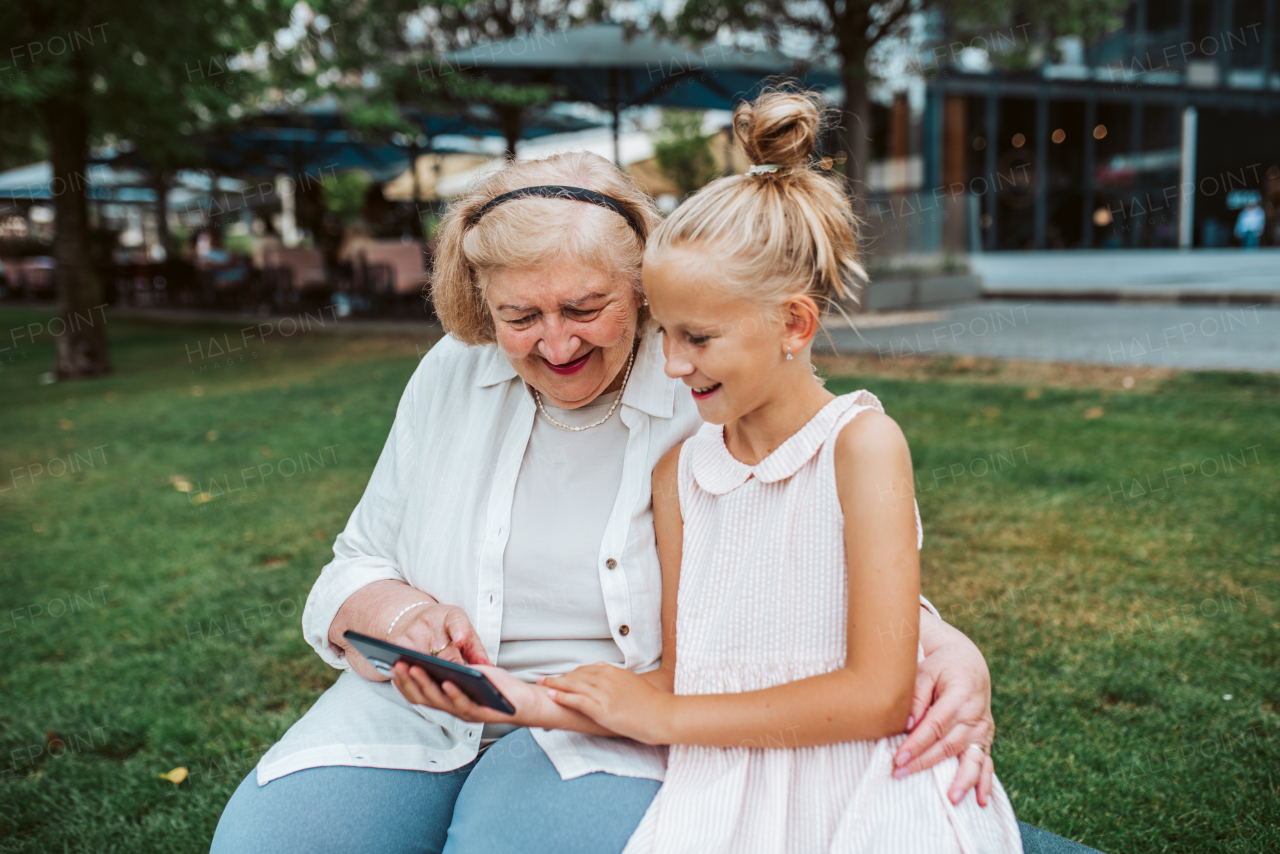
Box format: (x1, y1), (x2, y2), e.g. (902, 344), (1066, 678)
(308, 0), (607, 153)
(666, 0), (1130, 188)
(0, 0), (291, 377)
(654, 110), (718, 197)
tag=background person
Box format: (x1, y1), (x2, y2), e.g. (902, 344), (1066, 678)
(1234, 199), (1264, 249)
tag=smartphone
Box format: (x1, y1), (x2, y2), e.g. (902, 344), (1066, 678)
(343, 630), (516, 715)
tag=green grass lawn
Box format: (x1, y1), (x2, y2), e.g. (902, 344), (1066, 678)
(1, 306), (1276, 853)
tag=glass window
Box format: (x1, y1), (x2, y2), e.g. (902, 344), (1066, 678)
(1229, 0), (1266, 68)
(1188, 0), (1215, 57)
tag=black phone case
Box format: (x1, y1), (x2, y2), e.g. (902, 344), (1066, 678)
(343, 630), (517, 715)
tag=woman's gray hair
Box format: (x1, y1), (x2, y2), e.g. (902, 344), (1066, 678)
(431, 151), (663, 345)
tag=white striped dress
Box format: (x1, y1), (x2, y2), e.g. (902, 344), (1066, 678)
(623, 391), (1023, 854)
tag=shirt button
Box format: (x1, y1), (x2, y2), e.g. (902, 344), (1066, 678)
(619, 625), (629, 636)
(605, 558), (617, 569)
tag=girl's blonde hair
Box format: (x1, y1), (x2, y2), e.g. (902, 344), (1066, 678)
(432, 151), (663, 345)
(645, 88), (865, 318)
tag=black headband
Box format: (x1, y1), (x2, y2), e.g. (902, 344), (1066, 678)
(467, 185), (645, 238)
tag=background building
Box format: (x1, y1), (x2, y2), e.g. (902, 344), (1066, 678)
(907, 0), (1280, 252)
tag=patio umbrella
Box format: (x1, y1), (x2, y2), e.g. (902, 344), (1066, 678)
(0, 158), (242, 207)
(393, 103), (603, 202)
(203, 100), (412, 183)
(205, 98), (603, 205)
(442, 22), (841, 163)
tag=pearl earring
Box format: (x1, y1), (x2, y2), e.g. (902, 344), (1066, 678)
(786, 350), (794, 360)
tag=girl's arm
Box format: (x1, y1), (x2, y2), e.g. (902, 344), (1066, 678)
(392, 444), (687, 734)
(641, 442), (684, 694)
(545, 412), (921, 748)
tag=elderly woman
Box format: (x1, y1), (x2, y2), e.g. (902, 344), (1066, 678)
(210, 152), (1001, 854)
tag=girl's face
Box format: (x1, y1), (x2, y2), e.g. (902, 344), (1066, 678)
(645, 247), (800, 425)
(486, 261), (640, 409)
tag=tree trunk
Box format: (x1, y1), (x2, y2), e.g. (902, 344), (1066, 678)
(46, 79), (112, 380)
(497, 104), (521, 159)
(840, 65), (871, 202)
(154, 171), (171, 260)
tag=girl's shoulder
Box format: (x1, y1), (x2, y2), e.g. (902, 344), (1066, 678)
(831, 390), (907, 461)
(830, 389), (886, 428)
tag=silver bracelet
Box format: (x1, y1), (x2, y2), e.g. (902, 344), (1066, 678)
(386, 601), (434, 639)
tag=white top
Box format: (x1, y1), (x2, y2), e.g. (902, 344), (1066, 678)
(624, 392), (1022, 854)
(484, 388), (627, 743)
(257, 333), (941, 785)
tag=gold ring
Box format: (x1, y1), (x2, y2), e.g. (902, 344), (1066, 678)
(966, 743), (986, 756)
(429, 646), (444, 657)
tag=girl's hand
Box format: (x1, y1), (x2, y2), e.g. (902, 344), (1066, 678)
(392, 662), (536, 726)
(541, 664), (673, 745)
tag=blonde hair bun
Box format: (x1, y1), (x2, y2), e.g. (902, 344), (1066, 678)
(733, 89), (823, 171)
(645, 88), (865, 318)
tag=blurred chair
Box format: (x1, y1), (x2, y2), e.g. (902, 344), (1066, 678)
(263, 246), (329, 310)
(9, 257), (57, 301)
(0, 257), (15, 300)
(354, 240), (431, 316)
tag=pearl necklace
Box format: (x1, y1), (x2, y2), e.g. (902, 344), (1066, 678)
(533, 343), (636, 432)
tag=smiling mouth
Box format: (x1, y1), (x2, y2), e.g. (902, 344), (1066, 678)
(691, 383), (721, 400)
(544, 350), (593, 376)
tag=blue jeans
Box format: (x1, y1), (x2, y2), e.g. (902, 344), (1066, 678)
(210, 728), (660, 854)
(211, 727), (1101, 853)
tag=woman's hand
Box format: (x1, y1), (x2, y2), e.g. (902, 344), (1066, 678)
(329, 581), (489, 680)
(392, 662), (535, 725)
(894, 613), (995, 806)
(390, 603), (490, 667)
(541, 664), (673, 745)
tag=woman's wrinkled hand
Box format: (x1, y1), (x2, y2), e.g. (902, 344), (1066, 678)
(390, 603), (490, 667)
(540, 664), (672, 745)
(893, 632), (995, 806)
(392, 661), (536, 726)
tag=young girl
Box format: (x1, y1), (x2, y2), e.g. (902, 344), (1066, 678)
(540, 91), (1024, 853)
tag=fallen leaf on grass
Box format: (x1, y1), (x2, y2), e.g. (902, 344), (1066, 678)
(158, 767), (188, 784)
(169, 475), (193, 493)
(261, 556), (288, 569)
(1083, 407), (1105, 419)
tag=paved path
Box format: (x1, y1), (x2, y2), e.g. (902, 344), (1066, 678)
(970, 249), (1280, 302)
(101, 301), (1280, 372)
(822, 301), (1280, 371)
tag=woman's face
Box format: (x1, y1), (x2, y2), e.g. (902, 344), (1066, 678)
(486, 261), (641, 410)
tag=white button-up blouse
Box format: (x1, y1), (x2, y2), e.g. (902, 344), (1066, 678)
(257, 328), (940, 786)
(257, 328), (701, 785)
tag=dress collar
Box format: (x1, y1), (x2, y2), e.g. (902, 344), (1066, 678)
(692, 391), (883, 495)
(473, 327), (674, 419)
